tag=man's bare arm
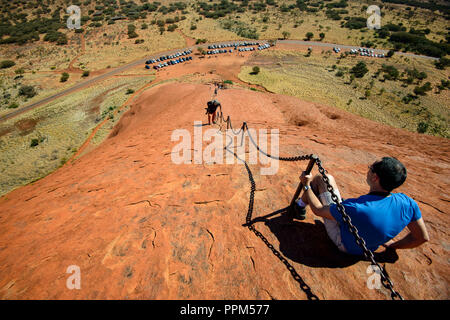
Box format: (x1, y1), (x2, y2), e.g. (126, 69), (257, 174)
(385, 218), (429, 250)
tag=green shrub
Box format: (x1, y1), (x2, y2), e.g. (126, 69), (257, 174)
(344, 17), (366, 29)
(413, 82), (432, 96)
(435, 57), (450, 70)
(167, 24), (178, 32)
(389, 31), (449, 58)
(351, 61), (368, 78)
(196, 38), (207, 44)
(60, 72), (69, 82)
(82, 70), (90, 77)
(30, 138), (39, 147)
(18, 85), (37, 98)
(386, 49), (395, 58)
(128, 24), (138, 38)
(8, 103), (19, 109)
(0, 60), (16, 69)
(380, 64), (399, 80)
(251, 66), (260, 75)
(417, 121), (428, 134)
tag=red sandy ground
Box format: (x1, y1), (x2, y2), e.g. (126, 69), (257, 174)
(0, 48), (449, 300)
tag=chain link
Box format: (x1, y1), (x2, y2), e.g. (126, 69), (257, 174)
(221, 116), (403, 300)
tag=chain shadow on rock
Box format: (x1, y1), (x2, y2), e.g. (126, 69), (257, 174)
(250, 208), (399, 268)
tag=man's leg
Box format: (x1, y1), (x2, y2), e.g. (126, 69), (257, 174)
(208, 113), (212, 125)
(300, 174), (341, 205)
(298, 174), (347, 253)
(212, 111), (217, 124)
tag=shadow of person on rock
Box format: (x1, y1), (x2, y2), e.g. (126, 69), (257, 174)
(260, 212), (399, 269)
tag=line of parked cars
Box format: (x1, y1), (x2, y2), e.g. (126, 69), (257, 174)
(206, 49), (232, 54)
(350, 48), (385, 58)
(258, 43), (271, 50)
(145, 49), (193, 70)
(333, 46), (385, 58)
(333, 47), (341, 53)
(238, 47), (256, 52)
(207, 41), (260, 50)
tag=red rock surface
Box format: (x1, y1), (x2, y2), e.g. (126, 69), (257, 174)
(0, 56), (449, 300)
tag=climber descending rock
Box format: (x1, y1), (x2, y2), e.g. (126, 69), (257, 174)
(205, 99), (222, 125)
(296, 157), (430, 256)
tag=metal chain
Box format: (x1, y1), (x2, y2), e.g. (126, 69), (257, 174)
(220, 116), (403, 300)
(314, 158), (403, 300)
(224, 142), (319, 300)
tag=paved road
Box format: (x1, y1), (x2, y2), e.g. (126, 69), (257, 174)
(0, 40), (439, 123)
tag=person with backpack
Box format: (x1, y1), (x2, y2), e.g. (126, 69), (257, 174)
(206, 100), (222, 125)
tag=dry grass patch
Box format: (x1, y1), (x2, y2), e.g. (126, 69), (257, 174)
(239, 49), (449, 137)
(0, 76), (153, 197)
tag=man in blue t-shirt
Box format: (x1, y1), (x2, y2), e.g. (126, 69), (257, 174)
(296, 157), (429, 255)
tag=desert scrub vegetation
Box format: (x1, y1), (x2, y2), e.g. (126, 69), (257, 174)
(239, 49), (449, 138)
(0, 60), (15, 69)
(0, 75), (152, 197)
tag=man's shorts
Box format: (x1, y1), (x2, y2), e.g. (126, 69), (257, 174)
(319, 191), (347, 253)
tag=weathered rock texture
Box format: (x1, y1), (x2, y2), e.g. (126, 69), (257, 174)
(0, 81), (448, 300)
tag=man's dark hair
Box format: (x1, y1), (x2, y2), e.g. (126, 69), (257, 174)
(372, 157), (407, 192)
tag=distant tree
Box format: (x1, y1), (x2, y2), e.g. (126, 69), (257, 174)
(251, 66), (260, 75)
(435, 57), (450, 70)
(351, 61), (369, 78)
(414, 82), (432, 96)
(60, 72), (69, 82)
(417, 121), (428, 134)
(319, 32), (325, 41)
(282, 31), (290, 40)
(82, 70), (90, 77)
(305, 32), (314, 41)
(167, 24), (178, 32)
(386, 49), (395, 58)
(380, 64), (399, 81)
(18, 85), (37, 98)
(127, 24), (138, 38)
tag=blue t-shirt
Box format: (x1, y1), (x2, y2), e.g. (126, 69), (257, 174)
(329, 193), (422, 255)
